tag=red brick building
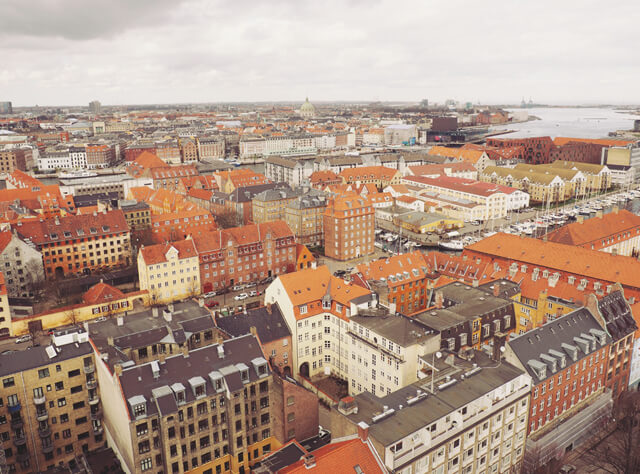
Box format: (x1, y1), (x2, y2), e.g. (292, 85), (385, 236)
(14, 210), (131, 278)
(193, 220), (296, 292)
(487, 137), (555, 164)
(505, 307), (612, 466)
(86, 144), (115, 168)
(323, 195), (374, 261)
(352, 250), (431, 315)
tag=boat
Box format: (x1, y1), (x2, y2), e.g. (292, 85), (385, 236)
(439, 240), (464, 251)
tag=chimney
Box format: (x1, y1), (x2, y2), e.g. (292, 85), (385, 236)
(114, 364), (123, 376)
(357, 421), (369, 442)
(117, 316), (124, 326)
(152, 307), (159, 317)
(249, 326), (258, 337)
(472, 279), (479, 288)
(266, 303), (272, 314)
(158, 353), (166, 364)
(163, 309), (172, 322)
(107, 336), (114, 346)
(303, 454), (316, 469)
(492, 333), (507, 362)
(612, 248), (618, 256)
(493, 283), (500, 297)
(434, 290), (444, 309)
(198, 298), (205, 307)
(181, 345), (189, 358)
(577, 215), (584, 224)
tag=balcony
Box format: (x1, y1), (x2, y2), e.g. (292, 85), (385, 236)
(86, 378), (97, 389)
(36, 409), (48, 421)
(93, 425), (104, 435)
(33, 394), (46, 405)
(90, 407), (103, 420)
(83, 364), (95, 374)
(10, 417), (24, 430)
(13, 433), (27, 447)
(89, 394), (100, 405)
(42, 444), (54, 454)
(8, 402), (21, 414)
(39, 426), (51, 438)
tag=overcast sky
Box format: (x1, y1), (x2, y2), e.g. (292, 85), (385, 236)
(2, 0), (639, 107)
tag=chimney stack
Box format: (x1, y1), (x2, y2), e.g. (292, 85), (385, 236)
(117, 316), (124, 326)
(107, 336), (114, 346)
(152, 307), (159, 318)
(249, 326), (258, 337)
(266, 303), (272, 314)
(434, 290), (444, 309)
(303, 454), (316, 469)
(493, 283), (500, 297)
(357, 421), (370, 442)
(114, 364), (123, 376)
(181, 345), (189, 358)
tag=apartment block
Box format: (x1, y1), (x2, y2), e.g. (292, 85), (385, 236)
(252, 188), (302, 224)
(193, 221), (296, 293)
(323, 195), (374, 261)
(284, 193), (327, 247)
(0, 148), (33, 174)
(14, 210), (131, 279)
(0, 230), (44, 298)
(0, 330), (103, 472)
(196, 136), (225, 160)
(329, 352), (531, 473)
(138, 239), (200, 304)
(0, 273), (10, 338)
(98, 334), (276, 474)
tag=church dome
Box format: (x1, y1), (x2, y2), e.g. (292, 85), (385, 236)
(300, 97), (316, 118)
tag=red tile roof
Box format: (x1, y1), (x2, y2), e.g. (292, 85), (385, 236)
(356, 250), (429, 288)
(83, 282), (126, 305)
(192, 221), (294, 253)
(0, 231), (13, 254)
(544, 210), (640, 247)
(140, 239), (197, 265)
(403, 175), (515, 197)
(279, 438), (384, 474)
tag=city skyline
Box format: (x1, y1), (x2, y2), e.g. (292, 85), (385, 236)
(2, 0), (639, 107)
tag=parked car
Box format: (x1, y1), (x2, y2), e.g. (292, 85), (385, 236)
(234, 293), (249, 301)
(94, 316), (107, 323)
(232, 285), (245, 292)
(203, 291), (217, 298)
(249, 290), (260, 297)
(205, 301), (220, 308)
(15, 335), (32, 344)
(244, 282), (256, 288)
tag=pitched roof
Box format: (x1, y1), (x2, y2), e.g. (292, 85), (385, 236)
(279, 438), (385, 474)
(215, 304), (291, 344)
(403, 175), (513, 197)
(278, 265), (371, 309)
(339, 165), (398, 181)
(13, 210), (128, 245)
(356, 251), (429, 288)
(139, 239), (198, 265)
(0, 231), (13, 254)
(192, 221), (294, 253)
(544, 210), (640, 247)
(553, 137), (636, 147)
(83, 282), (126, 305)
(466, 232), (640, 291)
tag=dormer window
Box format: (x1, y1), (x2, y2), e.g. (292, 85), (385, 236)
(236, 363), (250, 384)
(188, 376), (207, 399)
(252, 357), (269, 378)
(209, 371), (224, 393)
(170, 383), (186, 405)
(128, 395), (147, 419)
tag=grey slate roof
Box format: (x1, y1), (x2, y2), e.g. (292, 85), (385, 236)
(597, 291), (637, 341)
(119, 334), (268, 419)
(215, 304), (291, 344)
(0, 342), (92, 378)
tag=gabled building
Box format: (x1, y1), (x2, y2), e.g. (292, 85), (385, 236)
(138, 239), (200, 304)
(0, 230), (44, 297)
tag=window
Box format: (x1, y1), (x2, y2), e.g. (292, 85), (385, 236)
(2, 377), (14, 388)
(141, 458), (152, 471)
(38, 368), (50, 378)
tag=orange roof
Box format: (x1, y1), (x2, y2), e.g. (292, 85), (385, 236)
(0, 272), (6, 295)
(356, 251), (428, 288)
(367, 192), (393, 204)
(0, 231), (13, 254)
(309, 170), (340, 184)
(409, 162), (476, 177)
(279, 438), (384, 474)
(465, 233), (640, 292)
(553, 137), (636, 147)
(192, 221), (294, 253)
(325, 195), (372, 214)
(140, 239), (198, 265)
(544, 210), (640, 247)
(429, 146), (487, 164)
(278, 265), (371, 314)
(83, 282), (125, 305)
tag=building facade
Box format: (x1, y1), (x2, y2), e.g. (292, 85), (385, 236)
(323, 195), (374, 261)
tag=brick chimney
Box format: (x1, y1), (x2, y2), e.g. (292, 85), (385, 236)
(249, 326), (257, 337)
(181, 345), (189, 358)
(266, 303), (272, 314)
(357, 421), (370, 442)
(114, 363), (123, 376)
(303, 454), (316, 469)
(434, 290), (444, 309)
(493, 283), (500, 297)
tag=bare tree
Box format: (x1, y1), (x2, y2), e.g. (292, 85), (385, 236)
(581, 390), (640, 474)
(65, 306), (82, 327)
(215, 210), (239, 229)
(27, 320), (42, 347)
(523, 442), (562, 474)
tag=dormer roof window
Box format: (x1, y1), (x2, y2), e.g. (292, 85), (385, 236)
(209, 371), (225, 393)
(170, 382), (186, 405)
(128, 395), (147, 419)
(527, 359), (547, 380)
(251, 357), (269, 378)
(236, 363), (250, 384)
(188, 376), (207, 399)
